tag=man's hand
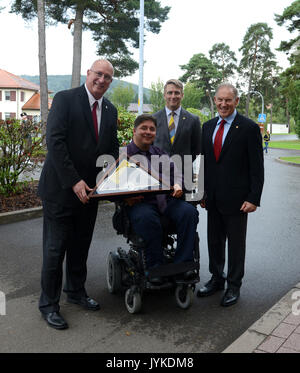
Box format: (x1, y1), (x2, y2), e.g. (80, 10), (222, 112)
(125, 195), (144, 207)
(72, 180), (93, 204)
(172, 184), (183, 198)
(240, 201), (257, 213)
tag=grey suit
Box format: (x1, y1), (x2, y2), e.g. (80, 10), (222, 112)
(153, 107), (202, 190)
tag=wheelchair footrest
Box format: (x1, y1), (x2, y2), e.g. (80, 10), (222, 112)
(147, 261), (199, 278)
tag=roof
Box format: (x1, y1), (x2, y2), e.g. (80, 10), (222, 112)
(0, 69), (40, 90)
(22, 92), (52, 110)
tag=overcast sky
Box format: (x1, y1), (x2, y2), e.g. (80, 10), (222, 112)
(0, 0), (295, 88)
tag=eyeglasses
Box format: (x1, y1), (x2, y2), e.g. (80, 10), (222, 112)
(90, 69), (112, 82)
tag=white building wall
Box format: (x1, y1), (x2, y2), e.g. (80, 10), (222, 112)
(0, 88), (37, 119)
(267, 124), (289, 134)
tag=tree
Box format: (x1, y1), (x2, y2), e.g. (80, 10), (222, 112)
(11, 1), (170, 87)
(239, 23), (275, 117)
(180, 53), (222, 118)
(110, 83), (135, 110)
(37, 0), (49, 138)
(275, 0), (300, 60)
(149, 79), (165, 113)
(9, 0), (49, 135)
(275, 0), (300, 137)
(209, 43), (237, 82)
(181, 82), (204, 110)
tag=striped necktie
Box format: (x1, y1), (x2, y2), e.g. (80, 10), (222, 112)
(169, 112), (176, 144)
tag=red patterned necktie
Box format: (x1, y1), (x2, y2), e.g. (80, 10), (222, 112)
(92, 101), (98, 141)
(214, 119), (226, 161)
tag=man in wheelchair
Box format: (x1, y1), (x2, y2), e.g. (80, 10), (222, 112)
(123, 114), (199, 285)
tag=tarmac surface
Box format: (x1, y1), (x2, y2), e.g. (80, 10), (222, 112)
(0, 146), (300, 355)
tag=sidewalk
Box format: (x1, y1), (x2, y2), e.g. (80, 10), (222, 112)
(223, 282), (300, 353)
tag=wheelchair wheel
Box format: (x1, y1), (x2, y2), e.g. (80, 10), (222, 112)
(175, 285), (193, 310)
(125, 288), (142, 314)
(106, 252), (122, 294)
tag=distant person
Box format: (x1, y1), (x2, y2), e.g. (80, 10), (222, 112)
(197, 83), (264, 307)
(153, 79), (202, 190)
(263, 130), (270, 153)
(38, 59), (119, 330)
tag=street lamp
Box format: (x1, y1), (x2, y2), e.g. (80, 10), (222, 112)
(249, 90), (264, 116)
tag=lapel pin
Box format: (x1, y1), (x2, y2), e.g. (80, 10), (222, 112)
(236, 126), (239, 128)
(183, 117), (186, 120)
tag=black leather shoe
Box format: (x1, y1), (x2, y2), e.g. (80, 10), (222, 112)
(197, 277), (224, 297)
(220, 288), (240, 307)
(183, 270), (198, 280)
(67, 296), (100, 311)
(42, 311), (68, 330)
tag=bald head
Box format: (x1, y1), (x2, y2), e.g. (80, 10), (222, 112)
(86, 59), (114, 100)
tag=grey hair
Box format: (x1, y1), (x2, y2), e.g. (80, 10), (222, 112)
(215, 83), (239, 98)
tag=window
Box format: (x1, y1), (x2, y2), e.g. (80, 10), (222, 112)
(5, 91), (16, 101)
(0, 113), (2, 120)
(4, 113), (16, 119)
(21, 91), (25, 102)
(0, 91), (2, 101)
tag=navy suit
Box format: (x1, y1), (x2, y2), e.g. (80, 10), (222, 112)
(202, 112), (264, 288)
(38, 85), (119, 314)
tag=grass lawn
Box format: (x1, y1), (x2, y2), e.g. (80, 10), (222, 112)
(279, 157), (300, 164)
(269, 140), (300, 150)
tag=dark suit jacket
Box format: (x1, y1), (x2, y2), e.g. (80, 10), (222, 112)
(38, 85), (119, 207)
(153, 108), (202, 162)
(202, 112), (264, 214)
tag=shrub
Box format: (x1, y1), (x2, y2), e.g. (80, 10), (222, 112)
(185, 108), (209, 125)
(117, 108), (137, 146)
(0, 118), (45, 195)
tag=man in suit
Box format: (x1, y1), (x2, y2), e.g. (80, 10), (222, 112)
(38, 59), (119, 329)
(197, 83), (264, 306)
(153, 79), (202, 192)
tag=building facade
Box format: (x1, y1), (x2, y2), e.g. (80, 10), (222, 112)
(0, 69), (50, 122)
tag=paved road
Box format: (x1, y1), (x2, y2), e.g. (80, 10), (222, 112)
(0, 148), (299, 353)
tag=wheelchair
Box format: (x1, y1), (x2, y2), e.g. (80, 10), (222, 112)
(106, 200), (200, 314)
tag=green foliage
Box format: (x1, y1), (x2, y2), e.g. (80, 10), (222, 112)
(11, 0), (170, 78)
(111, 83), (135, 109)
(209, 43), (238, 82)
(181, 82), (204, 110)
(275, 1), (300, 138)
(150, 79), (165, 113)
(0, 119), (45, 195)
(180, 53), (221, 118)
(185, 108), (209, 125)
(275, 0), (300, 58)
(117, 108), (136, 146)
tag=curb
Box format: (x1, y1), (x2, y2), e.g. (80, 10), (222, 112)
(276, 158), (300, 168)
(0, 201), (112, 225)
(0, 206), (43, 225)
(223, 282), (300, 353)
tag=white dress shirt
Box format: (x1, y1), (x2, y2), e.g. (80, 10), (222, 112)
(85, 83), (103, 134)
